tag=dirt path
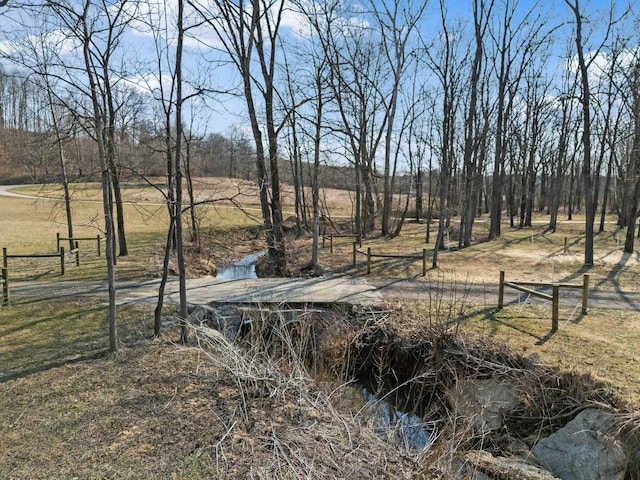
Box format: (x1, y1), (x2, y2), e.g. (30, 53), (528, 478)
(7, 275), (640, 311)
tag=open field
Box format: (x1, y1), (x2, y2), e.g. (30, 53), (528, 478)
(1, 179), (639, 477)
(3, 179), (638, 289)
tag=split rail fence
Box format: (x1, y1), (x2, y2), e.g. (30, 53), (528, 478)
(498, 271), (589, 331)
(56, 233), (104, 256)
(1, 232), (104, 305)
(353, 243), (429, 277)
(321, 233), (429, 276)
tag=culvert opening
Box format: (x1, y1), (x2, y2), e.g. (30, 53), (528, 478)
(190, 301), (439, 449)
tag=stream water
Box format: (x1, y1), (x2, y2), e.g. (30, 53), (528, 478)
(316, 375), (433, 449)
(356, 386), (433, 449)
(215, 252), (433, 449)
(216, 251), (266, 279)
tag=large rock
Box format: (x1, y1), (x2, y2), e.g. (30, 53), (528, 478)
(187, 304), (243, 341)
(447, 377), (518, 433)
(532, 408), (627, 480)
(459, 450), (560, 480)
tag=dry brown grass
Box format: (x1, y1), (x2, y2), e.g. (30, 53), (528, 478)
(0, 299), (421, 479)
(2, 179), (640, 477)
(314, 220), (640, 291)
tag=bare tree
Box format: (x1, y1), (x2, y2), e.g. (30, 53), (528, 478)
(617, 39), (640, 252)
(564, 0), (618, 265)
(44, 0), (135, 352)
(487, 0), (546, 240)
(460, 0), (493, 247)
(367, 0), (427, 236)
(192, 0), (288, 275)
(422, 0), (464, 268)
(1, 23), (77, 249)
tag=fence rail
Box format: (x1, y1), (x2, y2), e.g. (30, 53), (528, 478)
(3, 245), (79, 276)
(57, 233), (103, 256)
(322, 233), (362, 253)
(353, 243), (428, 277)
(498, 271), (589, 330)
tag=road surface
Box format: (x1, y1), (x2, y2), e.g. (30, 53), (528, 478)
(6, 275), (640, 311)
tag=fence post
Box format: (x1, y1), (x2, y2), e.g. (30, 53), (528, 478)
(498, 271), (505, 309)
(352, 242), (357, 267)
(358, 233), (362, 248)
(60, 246), (65, 275)
(330, 234), (333, 254)
(75, 241), (80, 266)
(552, 284), (559, 331)
(564, 237), (568, 254)
(2, 267), (8, 307)
(57, 232), (61, 251)
(422, 249), (427, 277)
(581, 274), (589, 314)
(2, 247), (6, 269)
(97, 235), (101, 256)
(367, 247), (371, 275)
(322, 235), (325, 249)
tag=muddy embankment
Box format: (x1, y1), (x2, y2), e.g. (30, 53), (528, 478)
(188, 301), (640, 480)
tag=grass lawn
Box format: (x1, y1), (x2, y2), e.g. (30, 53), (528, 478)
(0, 180), (639, 477)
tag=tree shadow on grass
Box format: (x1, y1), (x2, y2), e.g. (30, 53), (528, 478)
(458, 305), (558, 345)
(0, 297), (138, 384)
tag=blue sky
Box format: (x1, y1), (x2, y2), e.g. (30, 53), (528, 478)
(0, 0), (635, 138)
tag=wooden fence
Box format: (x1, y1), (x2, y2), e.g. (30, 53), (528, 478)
(57, 232), (103, 256)
(322, 233), (362, 253)
(353, 242), (428, 277)
(1, 267), (8, 306)
(498, 271), (589, 331)
(3, 244), (79, 277)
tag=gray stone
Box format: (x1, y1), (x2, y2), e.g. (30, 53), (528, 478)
(532, 408), (627, 480)
(447, 377), (518, 433)
(187, 303), (243, 341)
(462, 450), (561, 480)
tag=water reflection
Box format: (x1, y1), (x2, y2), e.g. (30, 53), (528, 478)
(359, 387), (433, 449)
(327, 379), (433, 450)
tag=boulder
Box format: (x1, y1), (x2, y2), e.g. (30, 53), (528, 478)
(447, 377), (518, 433)
(187, 304), (243, 341)
(532, 408), (627, 480)
(460, 450), (560, 480)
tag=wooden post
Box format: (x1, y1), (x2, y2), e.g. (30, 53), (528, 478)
(564, 237), (568, 254)
(367, 247), (371, 275)
(422, 249), (427, 277)
(552, 284), (559, 331)
(75, 241), (80, 266)
(2, 267), (8, 307)
(581, 274), (589, 314)
(322, 235), (326, 249)
(358, 233), (362, 248)
(498, 271), (505, 309)
(57, 232), (61, 251)
(97, 235), (101, 256)
(352, 242), (357, 267)
(2, 247), (6, 269)
(60, 246), (65, 275)
(330, 234), (333, 254)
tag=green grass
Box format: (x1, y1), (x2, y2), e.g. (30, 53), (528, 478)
(0, 297), (153, 383)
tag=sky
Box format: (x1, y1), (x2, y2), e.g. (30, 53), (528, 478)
(0, 0), (635, 140)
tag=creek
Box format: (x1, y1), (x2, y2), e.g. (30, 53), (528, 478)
(337, 382), (434, 449)
(216, 251), (266, 279)
(210, 254), (433, 449)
